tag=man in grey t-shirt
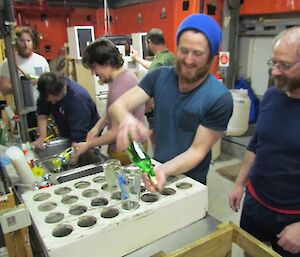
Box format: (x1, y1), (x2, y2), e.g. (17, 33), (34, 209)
(0, 27), (49, 137)
(0, 26), (49, 96)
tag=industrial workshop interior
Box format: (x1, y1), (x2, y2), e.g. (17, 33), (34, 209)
(0, 0), (300, 256)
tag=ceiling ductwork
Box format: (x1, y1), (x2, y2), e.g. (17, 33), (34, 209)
(14, 0), (156, 9)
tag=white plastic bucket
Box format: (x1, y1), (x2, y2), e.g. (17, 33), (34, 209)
(226, 89), (250, 136)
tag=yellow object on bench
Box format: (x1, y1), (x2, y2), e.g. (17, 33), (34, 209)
(154, 222), (281, 257)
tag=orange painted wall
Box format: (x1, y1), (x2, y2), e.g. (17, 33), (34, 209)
(241, 0), (300, 15)
(14, 6), (100, 60)
(110, 0), (176, 52)
(17, 13), (69, 61)
(95, 8), (118, 36)
(69, 8), (97, 27)
(13, 0), (300, 61)
(111, 0), (223, 55)
(14, 0), (223, 64)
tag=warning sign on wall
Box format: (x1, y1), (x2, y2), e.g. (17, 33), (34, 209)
(219, 51), (230, 67)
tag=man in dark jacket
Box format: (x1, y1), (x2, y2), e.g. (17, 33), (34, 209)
(32, 72), (99, 148)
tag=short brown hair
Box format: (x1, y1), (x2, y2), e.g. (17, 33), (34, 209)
(147, 28), (165, 45)
(15, 26), (34, 40)
(15, 26), (36, 49)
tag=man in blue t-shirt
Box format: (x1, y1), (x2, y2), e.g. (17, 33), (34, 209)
(109, 14), (233, 190)
(229, 26), (300, 256)
(32, 72), (99, 149)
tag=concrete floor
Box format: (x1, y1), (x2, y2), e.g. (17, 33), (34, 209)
(208, 154), (245, 257)
(208, 154), (242, 225)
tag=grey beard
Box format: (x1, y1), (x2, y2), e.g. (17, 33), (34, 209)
(273, 75), (300, 93)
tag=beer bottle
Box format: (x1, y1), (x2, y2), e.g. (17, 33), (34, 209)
(127, 141), (157, 184)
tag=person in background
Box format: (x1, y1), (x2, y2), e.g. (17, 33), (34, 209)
(131, 28), (174, 71)
(229, 26), (300, 257)
(71, 38), (145, 165)
(109, 14), (233, 190)
(131, 28), (174, 149)
(0, 26), (50, 135)
(32, 72), (99, 148)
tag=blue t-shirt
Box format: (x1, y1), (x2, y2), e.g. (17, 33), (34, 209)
(37, 78), (99, 142)
(140, 67), (233, 184)
(248, 86), (300, 210)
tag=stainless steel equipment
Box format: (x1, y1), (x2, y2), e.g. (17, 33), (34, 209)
(32, 137), (108, 184)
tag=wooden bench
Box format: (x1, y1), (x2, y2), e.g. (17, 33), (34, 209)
(153, 222), (281, 257)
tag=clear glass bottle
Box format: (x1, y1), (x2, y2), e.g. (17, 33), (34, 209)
(118, 165), (141, 210)
(103, 159), (122, 195)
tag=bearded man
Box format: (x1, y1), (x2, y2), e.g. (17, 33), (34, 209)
(0, 26), (49, 134)
(109, 14), (233, 188)
(229, 26), (300, 257)
(0, 26), (49, 95)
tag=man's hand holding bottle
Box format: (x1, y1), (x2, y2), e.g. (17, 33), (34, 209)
(142, 165), (166, 192)
(69, 142), (88, 165)
(116, 113), (152, 151)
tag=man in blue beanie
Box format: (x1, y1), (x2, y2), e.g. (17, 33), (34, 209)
(109, 14), (233, 190)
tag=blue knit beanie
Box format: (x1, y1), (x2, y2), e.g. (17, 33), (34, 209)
(176, 14), (222, 56)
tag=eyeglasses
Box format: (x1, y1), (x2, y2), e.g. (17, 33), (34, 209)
(267, 58), (300, 71)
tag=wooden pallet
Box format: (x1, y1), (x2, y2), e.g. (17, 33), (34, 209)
(153, 222), (282, 257)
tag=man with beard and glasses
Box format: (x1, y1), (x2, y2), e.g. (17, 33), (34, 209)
(229, 26), (300, 257)
(32, 72), (99, 149)
(131, 28), (174, 149)
(0, 27), (49, 135)
(109, 14), (233, 190)
(70, 38), (145, 165)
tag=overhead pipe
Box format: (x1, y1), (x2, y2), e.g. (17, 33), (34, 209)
(13, 3), (73, 15)
(16, 11), (22, 26)
(45, 0), (101, 8)
(104, 0), (107, 35)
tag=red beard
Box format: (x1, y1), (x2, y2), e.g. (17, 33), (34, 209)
(17, 47), (33, 58)
(175, 58), (211, 83)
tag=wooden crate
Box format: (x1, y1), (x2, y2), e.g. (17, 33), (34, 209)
(154, 222), (282, 257)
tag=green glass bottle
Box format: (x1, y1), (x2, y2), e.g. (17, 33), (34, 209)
(127, 141), (157, 184)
